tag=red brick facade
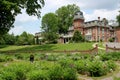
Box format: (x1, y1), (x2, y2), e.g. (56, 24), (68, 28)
(115, 28), (120, 42)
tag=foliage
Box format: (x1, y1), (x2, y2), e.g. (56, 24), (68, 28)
(100, 52), (120, 61)
(49, 65), (77, 80)
(106, 60), (116, 71)
(4, 33), (16, 45)
(1, 71), (16, 80)
(0, 54), (13, 62)
(16, 31), (34, 45)
(0, 37), (6, 45)
(56, 4), (80, 34)
(72, 30), (84, 42)
(27, 70), (49, 80)
(0, 52), (118, 79)
(116, 11), (120, 27)
(58, 59), (75, 68)
(75, 60), (89, 74)
(109, 37), (115, 42)
(0, 32), (34, 45)
(0, 0), (44, 35)
(42, 13), (59, 43)
(43, 32), (58, 44)
(45, 54), (58, 61)
(42, 13), (58, 33)
(0, 33), (16, 45)
(0, 62), (33, 80)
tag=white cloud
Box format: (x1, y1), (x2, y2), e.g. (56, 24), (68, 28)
(84, 9), (119, 22)
(15, 10), (38, 23)
(9, 26), (24, 35)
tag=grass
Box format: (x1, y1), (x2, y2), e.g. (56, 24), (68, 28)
(98, 42), (105, 48)
(0, 42), (94, 53)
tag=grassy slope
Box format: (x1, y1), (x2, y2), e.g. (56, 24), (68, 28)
(0, 43), (94, 52)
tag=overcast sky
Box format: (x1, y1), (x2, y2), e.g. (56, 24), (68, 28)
(9, 0), (120, 35)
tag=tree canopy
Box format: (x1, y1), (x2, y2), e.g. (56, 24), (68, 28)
(116, 11), (120, 27)
(41, 4), (80, 43)
(0, 0), (44, 35)
(0, 32), (34, 45)
(41, 13), (59, 43)
(56, 4), (80, 34)
(42, 13), (58, 33)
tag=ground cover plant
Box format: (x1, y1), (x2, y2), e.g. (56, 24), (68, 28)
(0, 51), (119, 80)
(0, 43), (120, 79)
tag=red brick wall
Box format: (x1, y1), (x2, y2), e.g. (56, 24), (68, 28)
(116, 28), (120, 42)
(73, 19), (84, 34)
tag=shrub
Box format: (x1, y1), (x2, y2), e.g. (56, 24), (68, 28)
(0, 57), (6, 62)
(63, 68), (77, 80)
(58, 59), (75, 68)
(0, 54), (13, 62)
(14, 53), (24, 60)
(88, 60), (108, 77)
(48, 65), (77, 80)
(27, 70), (49, 80)
(100, 52), (120, 61)
(106, 60), (116, 71)
(0, 62), (34, 80)
(46, 54), (57, 61)
(0, 71), (16, 80)
(49, 65), (63, 80)
(100, 53), (111, 61)
(75, 60), (88, 74)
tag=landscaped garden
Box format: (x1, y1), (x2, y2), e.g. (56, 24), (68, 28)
(0, 43), (120, 80)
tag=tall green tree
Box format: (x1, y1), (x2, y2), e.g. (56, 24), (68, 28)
(42, 13), (58, 32)
(41, 13), (59, 43)
(0, 0), (44, 35)
(4, 33), (16, 45)
(116, 11), (120, 27)
(56, 4), (80, 34)
(72, 30), (84, 42)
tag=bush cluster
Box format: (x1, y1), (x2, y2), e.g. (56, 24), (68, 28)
(0, 52), (118, 79)
(0, 61), (77, 80)
(100, 52), (120, 61)
(75, 59), (116, 77)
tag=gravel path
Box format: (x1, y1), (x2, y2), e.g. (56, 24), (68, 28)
(92, 43), (105, 50)
(105, 43), (120, 48)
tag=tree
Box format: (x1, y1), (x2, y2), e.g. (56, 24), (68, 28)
(42, 13), (58, 32)
(0, 0), (44, 35)
(16, 31), (34, 45)
(41, 13), (59, 43)
(43, 32), (58, 43)
(0, 33), (16, 45)
(56, 4), (80, 34)
(3, 33), (16, 45)
(116, 11), (120, 27)
(72, 30), (84, 42)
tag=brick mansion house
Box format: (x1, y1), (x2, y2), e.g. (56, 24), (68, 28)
(35, 10), (120, 44)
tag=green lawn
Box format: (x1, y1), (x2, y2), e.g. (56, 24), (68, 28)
(0, 42), (94, 53)
(98, 42), (105, 48)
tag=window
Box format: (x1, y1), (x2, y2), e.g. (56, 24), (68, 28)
(102, 28), (104, 34)
(88, 28), (92, 33)
(98, 27), (100, 34)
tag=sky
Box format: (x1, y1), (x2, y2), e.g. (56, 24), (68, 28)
(9, 0), (120, 35)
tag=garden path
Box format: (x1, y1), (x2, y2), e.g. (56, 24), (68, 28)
(92, 43), (105, 50)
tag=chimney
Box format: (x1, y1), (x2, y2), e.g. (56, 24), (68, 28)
(98, 17), (100, 21)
